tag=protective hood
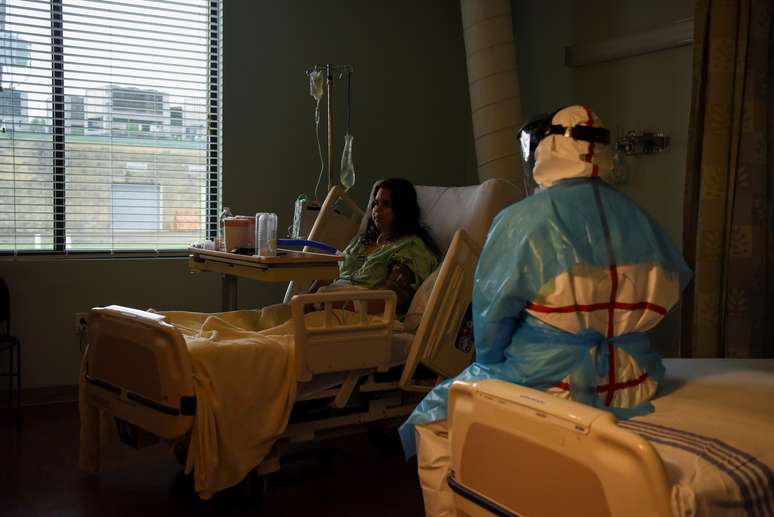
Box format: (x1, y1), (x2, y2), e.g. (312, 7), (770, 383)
(533, 105), (614, 188)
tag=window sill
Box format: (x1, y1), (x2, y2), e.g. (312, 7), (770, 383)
(0, 250), (190, 261)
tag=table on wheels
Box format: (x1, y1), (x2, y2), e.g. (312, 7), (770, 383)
(188, 247), (342, 310)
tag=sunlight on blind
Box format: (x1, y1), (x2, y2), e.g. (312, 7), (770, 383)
(0, 0), (221, 254)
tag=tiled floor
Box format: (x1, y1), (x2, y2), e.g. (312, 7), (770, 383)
(0, 403), (425, 516)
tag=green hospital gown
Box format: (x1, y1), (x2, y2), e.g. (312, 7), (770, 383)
(337, 235), (438, 315)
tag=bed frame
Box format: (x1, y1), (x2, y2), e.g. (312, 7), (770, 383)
(447, 379), (674, 517)
(82, 179), (524, 480)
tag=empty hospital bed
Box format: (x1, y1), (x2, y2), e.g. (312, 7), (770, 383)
(80, 178), (522, 497)
(443, 358), (774, 517)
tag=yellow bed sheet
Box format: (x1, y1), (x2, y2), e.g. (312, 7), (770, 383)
(81, 305), (367, 500)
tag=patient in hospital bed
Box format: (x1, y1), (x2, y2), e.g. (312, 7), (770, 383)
(398, 106), (692, 515)
(312, 177), (440, 316)
(113, 177), (439, 499)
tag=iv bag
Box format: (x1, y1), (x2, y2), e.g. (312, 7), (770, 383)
(340, 133), (355, 189)
(606, 149), (630, 185)
(309, 70), (324, 103)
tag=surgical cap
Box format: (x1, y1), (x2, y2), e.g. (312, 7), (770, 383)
(533, 105), (614, 188)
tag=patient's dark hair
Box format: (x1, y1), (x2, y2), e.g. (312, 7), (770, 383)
(361, 178), (439, 256)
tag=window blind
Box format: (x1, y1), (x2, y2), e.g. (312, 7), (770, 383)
(0, 0), (221, 255)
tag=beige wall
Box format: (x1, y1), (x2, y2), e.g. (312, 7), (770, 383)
(512, 0), (693, 247)
(0, 0), (477, 391)
(511, 0), (694, 355)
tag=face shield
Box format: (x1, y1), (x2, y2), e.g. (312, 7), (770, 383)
(524, 106), (613, 190)
(517, 114), (553, 196)
(519, 107), (614, 194)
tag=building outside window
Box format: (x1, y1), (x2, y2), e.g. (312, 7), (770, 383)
(0, 0), (222, 254)
(111, 183), (161, 232)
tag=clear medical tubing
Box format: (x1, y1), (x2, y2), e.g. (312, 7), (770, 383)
(310, 70), (325, 200)
(399, 178), (692, 457)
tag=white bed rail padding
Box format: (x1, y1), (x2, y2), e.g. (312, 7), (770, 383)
(448, 380), (673, 517)
(85, 305), (195, 440)
(290, 290), (397, 382)
(400, 229), (478, 392)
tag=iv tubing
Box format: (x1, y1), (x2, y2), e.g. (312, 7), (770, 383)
(314, 109), (324, 201)
(326, 64), (334, 194)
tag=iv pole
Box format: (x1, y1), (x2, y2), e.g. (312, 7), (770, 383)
(307, 64), (353, 195)
(326, 64), (333, 192)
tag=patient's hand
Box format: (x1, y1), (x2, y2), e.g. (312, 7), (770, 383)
(307, 279), (332, 293)
(342, 299), (386, 314)
(304, 298), (360, 313)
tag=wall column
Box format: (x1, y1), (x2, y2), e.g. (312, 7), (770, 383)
(460, 0), (523, 186)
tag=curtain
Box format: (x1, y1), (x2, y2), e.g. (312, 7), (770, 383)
(682, 0), (774, 357)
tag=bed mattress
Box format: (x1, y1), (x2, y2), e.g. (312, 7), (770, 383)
(623, 358), (774, 517)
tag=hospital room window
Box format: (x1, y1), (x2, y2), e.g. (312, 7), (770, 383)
(0, 0), (222, 254)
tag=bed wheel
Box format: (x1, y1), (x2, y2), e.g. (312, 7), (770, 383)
(208, 470), (267, 508)
(367, 426), (403, 457)
(169, 469), (194, 498)
(241, 470), (268, 501)
(173, 434), (191, 467)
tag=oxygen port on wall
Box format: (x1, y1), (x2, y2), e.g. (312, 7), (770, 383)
(609, 129), (670, 185)
(616, 130), (670, 156)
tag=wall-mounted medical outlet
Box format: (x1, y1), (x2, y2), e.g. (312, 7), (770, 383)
(616, 130), (670, 156)
(74, 312), (88, 335)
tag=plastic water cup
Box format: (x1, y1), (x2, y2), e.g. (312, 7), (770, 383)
(255, 212), (278, 257)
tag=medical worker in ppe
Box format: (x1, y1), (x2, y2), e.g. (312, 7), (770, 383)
(399, 105), (692, 459)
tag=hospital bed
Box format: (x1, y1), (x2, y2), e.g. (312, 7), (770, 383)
(445, 358), (774, 517)
(81, 178), (523, 492)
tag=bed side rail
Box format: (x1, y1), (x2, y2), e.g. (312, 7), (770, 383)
(399, 229), (478, 392)
(448, 380), (673, 517)
(290, 290), (396, 382)
(305, 185), (364, 250)
(85, 305), (195, 440)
